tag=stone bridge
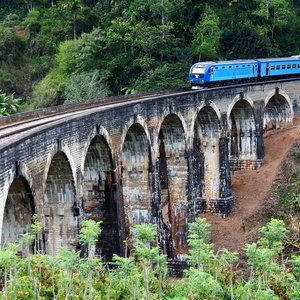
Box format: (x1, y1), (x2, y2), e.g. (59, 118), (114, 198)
(0, 79), (299, 261)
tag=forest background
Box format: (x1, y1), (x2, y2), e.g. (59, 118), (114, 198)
(0, 0), (300, 111)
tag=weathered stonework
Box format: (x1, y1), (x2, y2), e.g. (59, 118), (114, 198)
(0, 79), (299, 262)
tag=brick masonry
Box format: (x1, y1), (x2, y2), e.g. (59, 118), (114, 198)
(0, 79), (299, 260)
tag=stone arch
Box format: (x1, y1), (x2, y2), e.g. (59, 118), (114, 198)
(158, 113), (188, 259)
(228, 98), (257, 169)
(194, 106), (221, 206)
(121, 123), (152, 236)
(43, 151), (77, 255)
(1, 175), (35, 246)
(80, 125), (113, 174)
(0, 162), (35, 245)
(82, 135), (119, 260)
(192, 102), (222, 135)
(157, 110), (189, 147)
(264, 89), (293, 130)
(43, 142), (77, 194)
(227, 95), (255, 124)
(120, 115), (152, 153)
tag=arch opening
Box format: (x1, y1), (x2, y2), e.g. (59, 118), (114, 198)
(83, 135), (119, 260)
(2, 176), (34, 246)
(264, 94), (292, 130)
(229, 100), (257, 169)
(194, 106), (221, 204)
(158, 114), (188, 259)
(121, 123), (152, 241)
(44, 152), (77, 255)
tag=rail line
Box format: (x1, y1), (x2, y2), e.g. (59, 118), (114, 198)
(1, 77), (299, 142)
(0, 88), (188, 130)
(0, 88), (190, 142)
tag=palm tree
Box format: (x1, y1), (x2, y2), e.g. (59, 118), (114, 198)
(62, 0), (83, 40)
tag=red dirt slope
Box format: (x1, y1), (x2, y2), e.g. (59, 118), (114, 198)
(201, 116), (300, 252)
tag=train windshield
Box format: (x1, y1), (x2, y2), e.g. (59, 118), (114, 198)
(192, 67), (206, 74)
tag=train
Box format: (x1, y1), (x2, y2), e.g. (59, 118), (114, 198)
(188, 56), (300, 89)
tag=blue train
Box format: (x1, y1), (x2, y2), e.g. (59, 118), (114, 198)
(188, 56), (300, 88)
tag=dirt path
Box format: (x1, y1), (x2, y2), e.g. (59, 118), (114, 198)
(201, 116), (300, 252)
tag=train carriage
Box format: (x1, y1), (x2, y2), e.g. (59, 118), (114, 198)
(189, 60), (258, 88)
(256, 57), (300, 78)
(189, 55), (300, 89)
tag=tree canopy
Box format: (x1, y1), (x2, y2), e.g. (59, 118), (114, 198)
(0, 0), (299, 110)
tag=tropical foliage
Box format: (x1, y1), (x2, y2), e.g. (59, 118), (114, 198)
(0, 216), (299, 299)
(0, 0), (299, 111)
(0, 90), (22, 116)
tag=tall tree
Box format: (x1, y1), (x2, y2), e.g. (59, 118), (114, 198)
(61, 0), (84, 39)
(253, 0), (292, 40)
(191, 4), (221, 61)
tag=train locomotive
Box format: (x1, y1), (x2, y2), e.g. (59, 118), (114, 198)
(189, 56), (300, 89)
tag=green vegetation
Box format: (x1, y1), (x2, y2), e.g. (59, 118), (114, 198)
(0, 90), (22, 115)
(0, 0), (299, 113)
(279, 171), (300, 212)
(0, 216), (299, 299)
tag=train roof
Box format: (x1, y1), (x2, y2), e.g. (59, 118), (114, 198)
(192, 59), (257, 68)
(256, 57), (300, 62)
(192, 61), (216, 67)
(192, 56), (300, 68)
(215, 59), (257, 65)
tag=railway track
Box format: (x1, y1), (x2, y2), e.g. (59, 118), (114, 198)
(0, 88), (190, 142)
(0, 88), (192, 129)
(1, 76), (299, 143)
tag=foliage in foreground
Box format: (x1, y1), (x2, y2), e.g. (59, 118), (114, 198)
(0, 90), (22, 116)
(0, 217), (299, 299)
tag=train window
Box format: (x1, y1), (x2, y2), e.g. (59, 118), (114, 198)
(215, 67), (219, 69)
(236, 65), (239, 67)
(287, 64), (291, 69)
(298, 64), (300, 68)
(248, 64), (250, 67)
(292, 64), (296, 68)
(242, 65), (245, 67)
(271, 66), (275, 70)
(276, 65), (280, 69)
(222, 66), (225, 69)
(229, 66), (232, 68)
(282, 65), (286, 69)
(192, 67), (206, 74)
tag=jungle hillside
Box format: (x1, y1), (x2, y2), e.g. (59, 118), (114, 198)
(0, 0), (300, 112)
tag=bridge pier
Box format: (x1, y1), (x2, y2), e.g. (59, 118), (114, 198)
(209, 136), (234, 216)
(188, 138), (206, 219)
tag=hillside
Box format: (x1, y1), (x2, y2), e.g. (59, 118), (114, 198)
(204, 116), (300, 253)
(0, 0), (300, 111)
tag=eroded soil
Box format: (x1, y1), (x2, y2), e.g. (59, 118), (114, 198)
(201, 116), (300, 252)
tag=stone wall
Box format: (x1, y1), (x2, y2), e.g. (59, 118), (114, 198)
(0, 79), (299, 260)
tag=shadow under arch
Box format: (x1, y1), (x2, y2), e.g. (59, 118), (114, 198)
(121, 123), (153, 248)
(158, 113), (188, 260)
(1, 175), (35, 246)
(82, 135), (120, 260)
(264, 92), (293, 130)
(43, 151), (77, 255)
(194, 106), (222, 206)
(228, 99), (258, 170)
